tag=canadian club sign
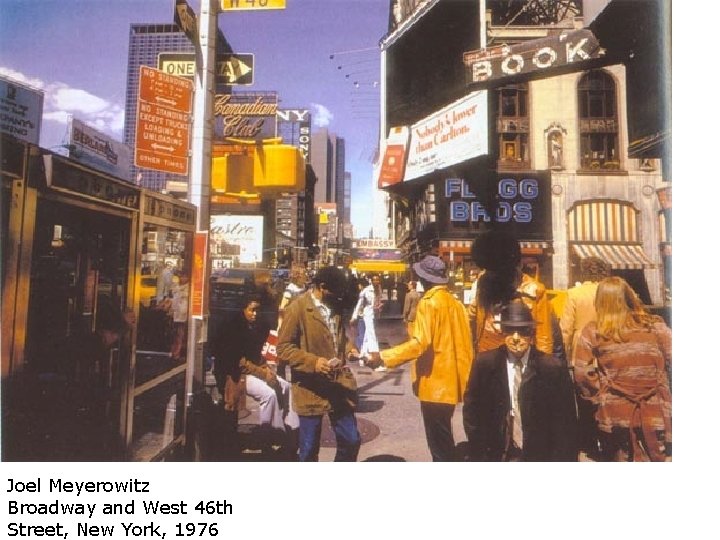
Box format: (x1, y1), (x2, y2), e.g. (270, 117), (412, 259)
(463, 28), (604, 85)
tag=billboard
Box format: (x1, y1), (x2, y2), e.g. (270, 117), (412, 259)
(210, 214), (264, 266)
(214, 92), (278, 142)
(378, 126), (410, 188)
(0, 75), (43, 145)
(404, 90), (488, 182)
(68, 118), (131, 181)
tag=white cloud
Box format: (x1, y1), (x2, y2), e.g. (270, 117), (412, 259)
(0, 66), (125, 144)
(311, 103), (334, 127)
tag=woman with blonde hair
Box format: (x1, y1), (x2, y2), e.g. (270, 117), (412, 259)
(574, 277), (671, 461)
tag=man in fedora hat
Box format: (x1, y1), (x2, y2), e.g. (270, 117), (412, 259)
(463, 300), (577, 461)
(367, 255), (473, 461)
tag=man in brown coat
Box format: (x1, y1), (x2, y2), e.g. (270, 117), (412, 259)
(276, 266), (361, 461)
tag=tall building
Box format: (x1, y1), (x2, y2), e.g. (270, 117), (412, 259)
(310, 127), (347, 245)
(276, 108), (313, 252)
(123, 23), (231, 191)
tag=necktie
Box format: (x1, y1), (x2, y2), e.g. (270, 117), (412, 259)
(512, 360), (523, 450)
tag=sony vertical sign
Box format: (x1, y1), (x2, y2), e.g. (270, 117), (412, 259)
(276, 109), (312, 162)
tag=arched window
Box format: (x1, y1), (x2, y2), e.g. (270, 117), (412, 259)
(577, 70), (620, 171)
(497, 83), (530, 170)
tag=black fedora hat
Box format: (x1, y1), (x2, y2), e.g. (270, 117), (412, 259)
(500, 300), (535, 329)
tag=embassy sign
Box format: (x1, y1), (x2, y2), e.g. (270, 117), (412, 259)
(463, 29), (604, 85)
(158, 53), (254, 86)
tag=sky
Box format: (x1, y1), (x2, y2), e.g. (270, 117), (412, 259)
(0, 0), (389, 236)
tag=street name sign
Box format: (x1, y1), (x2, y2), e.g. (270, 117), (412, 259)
(158, 53), (254, 86)
(174, 0), (198, 45)
(220, 0), (286, 11)
(134, 65), (193, 175)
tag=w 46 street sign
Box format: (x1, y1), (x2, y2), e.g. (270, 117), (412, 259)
(221, 0), (286, 11)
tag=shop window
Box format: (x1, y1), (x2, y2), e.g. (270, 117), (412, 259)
(578, 70), (621, 171)
(497, 84), (530, 170)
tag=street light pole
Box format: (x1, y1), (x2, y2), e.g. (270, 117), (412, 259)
(186, 0), (217, 403)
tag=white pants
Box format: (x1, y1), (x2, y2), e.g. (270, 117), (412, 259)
(245, 374), (299, 430)
(360, 313), (379, 357)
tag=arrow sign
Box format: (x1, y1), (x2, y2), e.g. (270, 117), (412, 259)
(158, 52), (254, 86)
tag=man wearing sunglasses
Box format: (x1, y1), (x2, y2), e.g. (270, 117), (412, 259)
(277, 266), (361, 461)
(462, 300), (577, 461)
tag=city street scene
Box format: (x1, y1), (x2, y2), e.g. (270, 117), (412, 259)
(1, 0), (672, 464)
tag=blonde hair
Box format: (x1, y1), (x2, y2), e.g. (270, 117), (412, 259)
(594, 276), (659, 342)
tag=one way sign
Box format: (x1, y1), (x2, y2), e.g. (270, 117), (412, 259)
(157, 53), (254, 86)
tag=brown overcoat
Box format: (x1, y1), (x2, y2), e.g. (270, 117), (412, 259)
(276, 291), (357, 416)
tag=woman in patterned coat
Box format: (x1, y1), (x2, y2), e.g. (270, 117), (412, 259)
(574, 277), (671, 461)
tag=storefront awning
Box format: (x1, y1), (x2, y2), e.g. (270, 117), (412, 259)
(571, 243), (655, 269)
(350, 260), (408, 273)
(438, 240), (550, 255)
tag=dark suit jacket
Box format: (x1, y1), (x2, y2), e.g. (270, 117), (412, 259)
(462, 345), (578, 461)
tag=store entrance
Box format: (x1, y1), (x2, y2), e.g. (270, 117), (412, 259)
(4, 198), (131, 461)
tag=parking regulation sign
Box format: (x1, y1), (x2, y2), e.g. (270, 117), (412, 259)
(134, 65), (193, 175)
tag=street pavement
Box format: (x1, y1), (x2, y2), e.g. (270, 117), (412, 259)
(317, 316), (468, 462)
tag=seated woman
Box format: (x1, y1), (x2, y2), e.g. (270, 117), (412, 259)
(213, 295), (299, 456)
(574, 277), (671, 462)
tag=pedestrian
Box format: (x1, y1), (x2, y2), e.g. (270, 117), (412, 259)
(213, 295), (299, 458)
(462, 300), (578, 461)
(367, 255), (473, 462)
(402, 280), (421, 337)
(352, 277), (368, 352)
(574, 277), (671, 461)
(276, 267), (308, 379)
(559, 256), (610, 459)
(468, 231), (559, 360)
(351, 274), (386, 371)
(276, 267), (362, 462)
(559, 257), (611, 366)
(169, 270), (189, 360)
(156, 261), (175, 304)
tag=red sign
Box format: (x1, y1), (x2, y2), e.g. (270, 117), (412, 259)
(135, 66), (193, 175)
(378, 126), (410, 188)
(191, 232), (208, 318)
